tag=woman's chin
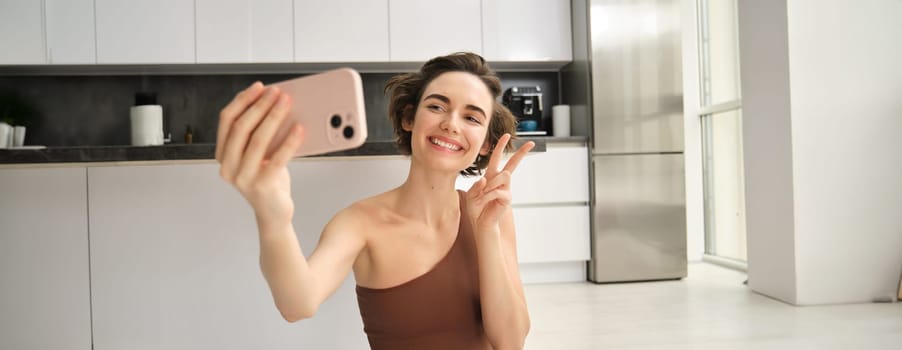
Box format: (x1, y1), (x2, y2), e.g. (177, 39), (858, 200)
(411, 152), (474, 174)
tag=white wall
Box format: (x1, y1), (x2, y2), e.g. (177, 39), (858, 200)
(740, 0), (902, 305)
(786, 0), (902, 305)
(737, 0), (798, 305)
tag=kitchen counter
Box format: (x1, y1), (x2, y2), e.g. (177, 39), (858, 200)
(0, 136), (584, 165)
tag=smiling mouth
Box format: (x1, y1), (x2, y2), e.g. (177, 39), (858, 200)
(429, 137), (463, 151)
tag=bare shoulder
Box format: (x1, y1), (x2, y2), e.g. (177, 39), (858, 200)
(323, 191), (400, 238)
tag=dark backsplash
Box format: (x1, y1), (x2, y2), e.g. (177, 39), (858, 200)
(0, 71), (559, 147)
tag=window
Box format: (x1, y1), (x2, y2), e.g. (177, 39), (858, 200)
(698, 0), (746, 265)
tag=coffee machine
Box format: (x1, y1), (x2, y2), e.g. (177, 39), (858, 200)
(502, 86), (543, 133)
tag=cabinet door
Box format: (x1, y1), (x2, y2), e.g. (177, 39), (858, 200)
(0, 168), (91, 350)
(294, 0), (389, 62)
(482, 0), (572, 62)
(514, 206), (590, 263)
(45, 0), (96, 64)
(196, 0), (293, 63)
(513, 143), (589, 204)
(88, 160), (410, 349)
(389, 0), (482, 61)
(95, 0), (195, 64)
(0, 0), (45, 64)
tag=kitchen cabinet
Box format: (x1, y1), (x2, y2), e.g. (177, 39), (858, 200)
(513, 143), (590, 283)
(0, 0), (45, 64)
(45, 0), (96, 64)
(456, 142), (591, 283)
(0, 167), (91, 350)
(510, 142), (589, 204)
(482, 0), (572, 62)
(95, 0), (195, 64)
(294, 0), (389, 62)
(514, 205), (590, 263)
(388, 0), (482, 61)
(87, 158), (411, 349)
(196, 0), (293, 63)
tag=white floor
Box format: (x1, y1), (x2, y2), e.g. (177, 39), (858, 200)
(523, 262), (902, 349)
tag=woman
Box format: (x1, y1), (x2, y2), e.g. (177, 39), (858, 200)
(215, 52), (533, 349)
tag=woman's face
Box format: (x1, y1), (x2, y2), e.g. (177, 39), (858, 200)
(403, 71), (494, 173)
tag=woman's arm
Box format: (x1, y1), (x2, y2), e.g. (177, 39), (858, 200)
(466, 134), (533, 349)
(217, 82), (364, 322)
(257, 209), (365, 322)
(473, 209), (531, 349)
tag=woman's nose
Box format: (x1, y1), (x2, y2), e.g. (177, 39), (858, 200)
(440, 114), (461, 134)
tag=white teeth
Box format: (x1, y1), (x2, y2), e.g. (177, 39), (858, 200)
(430, 137), (461, 151)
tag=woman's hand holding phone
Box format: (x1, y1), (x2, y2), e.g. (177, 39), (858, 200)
(216, 82), (305, 225)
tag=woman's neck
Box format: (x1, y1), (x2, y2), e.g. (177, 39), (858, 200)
(392, 162), (461, 227)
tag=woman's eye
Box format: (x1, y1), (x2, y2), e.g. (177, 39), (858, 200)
(427, 105), (444, 112)
(467, 116), (482, 124)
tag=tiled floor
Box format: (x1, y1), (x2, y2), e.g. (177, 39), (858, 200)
(523, 262), (902, 349)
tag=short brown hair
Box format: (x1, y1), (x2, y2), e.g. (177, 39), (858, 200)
(384, 52), (517, 176)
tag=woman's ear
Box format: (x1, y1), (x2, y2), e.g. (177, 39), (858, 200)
(479, 137), (492, 156)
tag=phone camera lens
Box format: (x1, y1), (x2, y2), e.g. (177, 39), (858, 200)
(343, 126), (354, 139)
(330, 115), (342, 128)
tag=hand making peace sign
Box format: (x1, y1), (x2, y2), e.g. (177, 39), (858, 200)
(466, 133), (536, 234)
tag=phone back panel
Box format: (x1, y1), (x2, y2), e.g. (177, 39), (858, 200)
(266, 68), (367, 157)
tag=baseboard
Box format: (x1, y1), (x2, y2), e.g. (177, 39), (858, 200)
(701, 254), (748, 272)
(519, 261), (587, 284)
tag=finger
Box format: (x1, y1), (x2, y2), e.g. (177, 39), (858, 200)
(468, 176), (488, 199)
(243, 93), (292, 166)
(220, 87), (281, 182)
(481, 171), (511, 194)
(502, 140), (535, 174)
(485, 133), (511, 177)
(216, 81), (264, 162)
(475, 188), (512, 209)
(235, 93), (293, 185)
(267, 124), (305, 170)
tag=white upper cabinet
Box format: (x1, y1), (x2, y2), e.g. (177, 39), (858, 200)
(196, 0), (293, 63)
(482, 0), (572, 62)
(389, 0), (482, 62)
(0, 0), (45, 64)
(95, 0), (195, 64)
(45, 0), (96, 64)
(294, 0), (389, 62)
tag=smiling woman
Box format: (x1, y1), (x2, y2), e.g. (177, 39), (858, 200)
(385, 53), (518, 176)
(216, 52), (533, 350)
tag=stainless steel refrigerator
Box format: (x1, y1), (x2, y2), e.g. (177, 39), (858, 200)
(579, 0), (687, 283)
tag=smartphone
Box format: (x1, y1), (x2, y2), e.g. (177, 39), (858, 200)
(264, 68), (367, 158)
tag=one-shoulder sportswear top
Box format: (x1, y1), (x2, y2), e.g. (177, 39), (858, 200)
(355, 191), (492, 349)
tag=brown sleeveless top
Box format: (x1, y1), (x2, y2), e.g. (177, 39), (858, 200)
(355, 191), (492, 349)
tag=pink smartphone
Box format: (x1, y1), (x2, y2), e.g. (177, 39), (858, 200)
(265, 68), (367, 158)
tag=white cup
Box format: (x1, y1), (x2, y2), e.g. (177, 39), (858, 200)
(0, 122), (11, 148)
(13, 126), (26, 147)
(552, 105), (571, 137)
(130, 105), (164, 146)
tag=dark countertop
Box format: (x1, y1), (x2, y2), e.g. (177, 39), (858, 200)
(0, 137), (585, 165)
